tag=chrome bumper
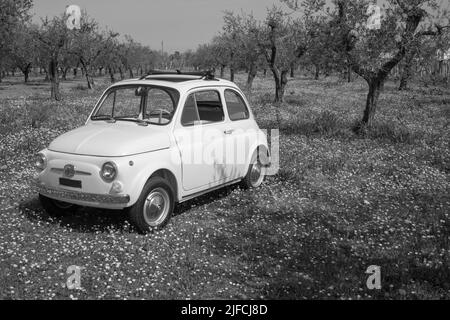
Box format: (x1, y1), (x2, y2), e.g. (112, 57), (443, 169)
(34, 181), (130, 205)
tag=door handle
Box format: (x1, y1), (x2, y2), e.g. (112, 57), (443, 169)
(224, 130), (234, 135)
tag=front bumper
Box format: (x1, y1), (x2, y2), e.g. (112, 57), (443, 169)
(34, 180), (130, 206)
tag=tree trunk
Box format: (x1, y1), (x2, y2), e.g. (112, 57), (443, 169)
(128, 68), (134, 78)
(314, 65), (320, 80)
(24, 69), (29, 83)
(73, 68), (77, 77)
(263, 69), (267, 77)
(62, 67), (70, 81)
(119, 67), (125, 80)
(230, 66), (235, 82)
(347, 65), (352, 83)
(399, 51), (415, 91)
(108, 67), (116, 83)
(246, 63), (257, 91)
(290, 64), (295, 78)
(220, 65), (225, 78)
(273, 69), (288, 103)
(80, 58), (94, 89)
(362, 78), (384, 126)
(21, 64), (31, 83)
(49, 59), (61, 101)
(43, 67), (49, 82)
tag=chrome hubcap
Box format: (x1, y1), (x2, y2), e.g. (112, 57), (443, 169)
(143, 188), (170, 227)
(250, 161), (264, 186)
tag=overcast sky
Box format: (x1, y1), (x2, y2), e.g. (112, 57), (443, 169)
(31, 0), (285, 53)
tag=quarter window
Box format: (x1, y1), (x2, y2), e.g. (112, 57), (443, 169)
(181, 94), (199, 126)
(224, 90), (250, 121)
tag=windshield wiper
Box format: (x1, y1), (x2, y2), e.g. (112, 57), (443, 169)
(114, 117), (149, 126)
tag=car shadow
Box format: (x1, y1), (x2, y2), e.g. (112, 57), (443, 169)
(20, 183), (241, 234)
(173, 183), (241, 217)
(19, 197), (131, 233)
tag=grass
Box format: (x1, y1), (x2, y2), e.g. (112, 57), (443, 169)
(0, 73), (449, 300)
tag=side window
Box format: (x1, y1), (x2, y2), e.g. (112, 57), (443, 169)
(224, 90), (250, 121)
(181, 94), (199, 126)
(195, 90), (224, 123)
(181, 90), (224, 126)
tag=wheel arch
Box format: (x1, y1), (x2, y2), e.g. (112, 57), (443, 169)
(148, 169), (179, 202)
(246, 143), (270, 169)
(128, 164), (181, 207)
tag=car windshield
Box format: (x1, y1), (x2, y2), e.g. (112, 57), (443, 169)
(92, 85), (179, 125)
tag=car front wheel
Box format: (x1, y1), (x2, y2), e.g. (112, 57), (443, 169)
(127, 177), (175, 234)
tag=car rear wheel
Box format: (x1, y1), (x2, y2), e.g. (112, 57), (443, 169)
(241, 150), (267, 189)
(39, 194), (79, 217)
(127, 177), (175, 234)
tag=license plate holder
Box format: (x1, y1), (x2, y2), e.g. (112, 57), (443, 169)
(59, 178), (82, 189)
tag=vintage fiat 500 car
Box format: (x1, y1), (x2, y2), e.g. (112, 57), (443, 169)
(34, 71), (270, 233)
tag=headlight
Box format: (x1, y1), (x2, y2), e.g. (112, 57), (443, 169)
(35, 153), (47, 172)
(100, 162), (117, 182)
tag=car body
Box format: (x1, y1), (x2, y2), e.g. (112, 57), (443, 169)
(34, 71), (270, 233)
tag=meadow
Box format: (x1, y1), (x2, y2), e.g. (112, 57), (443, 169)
(0, 73), (449, 299)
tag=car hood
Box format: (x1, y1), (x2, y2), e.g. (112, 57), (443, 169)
(49, 122), (171, 157)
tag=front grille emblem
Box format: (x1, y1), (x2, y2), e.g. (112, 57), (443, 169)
(63, 165), (75, 178)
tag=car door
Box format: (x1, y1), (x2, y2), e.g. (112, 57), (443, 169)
(222, 88), (255, 180)
(173, 89), (228, 191)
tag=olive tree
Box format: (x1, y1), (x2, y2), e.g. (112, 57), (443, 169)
(8, 24), (38, 82)
(67, 13), (118, 89)
(285, 0), (446, 127)
(223, 11), (265, 90)
(398, 14), (450, 90)
(0, 0), (33, 80)
(36, 16), (69, 100)
(254, 7), (307, 103)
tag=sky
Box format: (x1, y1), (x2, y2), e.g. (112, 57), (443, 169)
(31, 0), (284, 53)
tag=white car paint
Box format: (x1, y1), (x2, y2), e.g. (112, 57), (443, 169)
(35, 76), (269, 210)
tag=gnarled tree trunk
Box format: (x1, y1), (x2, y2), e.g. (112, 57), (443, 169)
(314, 64), (320, 80)
(362, 78), (384, 126)
(230, 66), (235, 82)
(399, 51), (415, 91)
(20, 63), (32, 83)
(108, 67), (116, 83)
(49, 59), (61, 101)
(246, 63), (257, 91)
(273, 69), (289, 103)
(80, 58), (94, 89)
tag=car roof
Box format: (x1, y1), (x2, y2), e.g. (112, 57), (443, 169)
(108, 74), (241, 93)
